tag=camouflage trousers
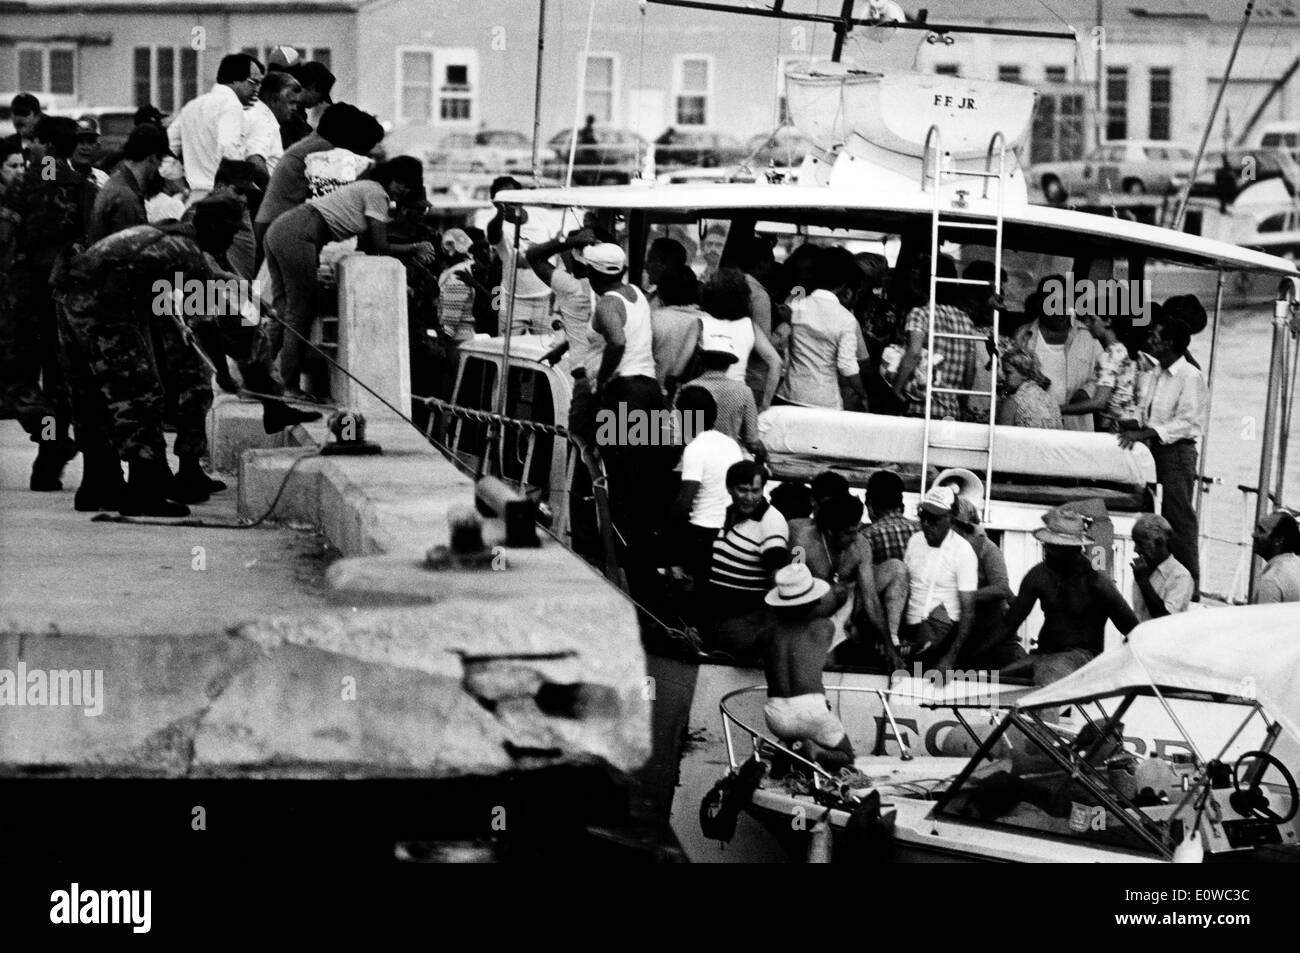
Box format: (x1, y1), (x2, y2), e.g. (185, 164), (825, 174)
(0, 267), (72, 443)
(57, 287), (212, 465)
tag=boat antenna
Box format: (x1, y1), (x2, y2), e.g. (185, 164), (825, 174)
(530, 0), (548, 185)
(565, 0), (601, 189)
(1173, 0), (1257, 231)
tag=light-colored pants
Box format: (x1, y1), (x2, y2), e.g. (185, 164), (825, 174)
(764, 694), (847, 748)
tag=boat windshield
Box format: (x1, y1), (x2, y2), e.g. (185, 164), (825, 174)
(933, 706), (1186, 857)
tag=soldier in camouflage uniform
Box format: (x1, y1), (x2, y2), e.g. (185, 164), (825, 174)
(8, 116), (97, 491)
(53, 201), (240, 515)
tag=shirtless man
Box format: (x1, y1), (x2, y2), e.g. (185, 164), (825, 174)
(763, 563), (854, 771)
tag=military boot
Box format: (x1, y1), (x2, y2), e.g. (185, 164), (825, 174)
(29, 436), (78, 492)
(74, 453), (127, 512)
(170, 455), (226, 504)
(119, 460), (190, 518)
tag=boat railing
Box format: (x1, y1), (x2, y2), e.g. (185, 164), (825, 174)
(718, 682), (1017, 783)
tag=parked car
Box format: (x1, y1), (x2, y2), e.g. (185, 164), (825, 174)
(653, 129), (745, 170)
(543, 127), (648, 184)
(1256, 121), (1300, 159)
(1190, 147), (1293, 200)
(1032, 139), (1196, 199)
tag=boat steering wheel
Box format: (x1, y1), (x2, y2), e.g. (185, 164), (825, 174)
(1231, 751), (1299, 825)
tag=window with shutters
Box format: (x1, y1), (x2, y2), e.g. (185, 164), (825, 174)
(134, 46), (202, 112)
(15, 44), (77, 96)
(396, 48), (477, 125)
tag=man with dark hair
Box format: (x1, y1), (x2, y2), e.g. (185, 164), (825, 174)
(89, 124), (172, 242)
(776, 244), (868, 410)
(281, 61), (336, 147)
(895, 253), (982, 420)
(706, 459), (790, 662)
(2, 93), (43, 163)
(648, 264), (701, 398)
(135, 105), (166, 127)
(169, 53), (265, 205)
(863, 469), (917, 564)
(1119, 313), (1207, 598)
(788, 490), (893, 668)
(645, 236), (688, 301)
(8, 114), (96, 491)
(950, 496), (1022, 669)
(670, 387), (740, 587)
(1251, 510), (1300, 604)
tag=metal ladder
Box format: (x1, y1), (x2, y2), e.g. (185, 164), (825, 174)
(919, 127), (1009, 521)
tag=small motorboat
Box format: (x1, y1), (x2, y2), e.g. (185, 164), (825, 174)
(705, 603), (1300, 862)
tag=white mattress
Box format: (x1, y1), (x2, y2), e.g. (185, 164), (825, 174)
(758, 407), (1157, 487)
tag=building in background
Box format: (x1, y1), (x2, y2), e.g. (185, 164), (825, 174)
(5, 0), (1300, 163)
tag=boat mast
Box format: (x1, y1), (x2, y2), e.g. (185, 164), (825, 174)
(1251, 279), (1300, 601)
(531, 0), (547, 184)
(1173, 0), (1256, 232)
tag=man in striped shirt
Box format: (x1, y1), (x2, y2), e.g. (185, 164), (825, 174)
(707, 460), (790, 663)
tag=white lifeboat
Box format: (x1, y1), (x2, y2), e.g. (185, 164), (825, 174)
(784, 62), (1038, 204)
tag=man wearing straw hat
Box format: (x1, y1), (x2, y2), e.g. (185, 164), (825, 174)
(763, 563), (855, 771)
(999, 506), (1139, 686)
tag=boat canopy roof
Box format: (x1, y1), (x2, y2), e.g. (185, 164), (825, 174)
(1016, 604), (1300, 743)
(496, 183), (1300, 276)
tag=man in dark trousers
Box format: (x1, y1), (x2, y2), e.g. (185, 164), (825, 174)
(9, 116), (96, 491)
(53, 197), (249, 515)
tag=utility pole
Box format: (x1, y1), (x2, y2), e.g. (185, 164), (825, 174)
(1095, 0), (1104, 148)
(531, 0), (547, 184)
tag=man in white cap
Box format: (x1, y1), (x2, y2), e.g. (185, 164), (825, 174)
(524, 225), (598, 373)
(583, 240), (667, 611)
(899, 484), (979, 671)
(763, 562), (855, 771)
(999, 506), (1138, 686)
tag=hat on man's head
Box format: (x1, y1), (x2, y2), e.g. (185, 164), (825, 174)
(1033, 506), (1094, 546)
(290, 61), (336, 103)
(700, 333), (739, 363)
(123, 123), (173, 161)
(442, 228), (472, 255)
(919, 484), (957, 516)
(134, 105), (166, 127)
(75, 116), (100, 139)
(582, 243), (626, 276)
(765, 563), (831, 608)
(190, 194), (246, 230)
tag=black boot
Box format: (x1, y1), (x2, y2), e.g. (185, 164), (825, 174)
(119, 460), (190, 518)
(262, 399), (323, 434)
(74, 453), (127, 512)
(194, 322), (239, 394)
(30, 436), (78, 492)
(171, 456), (226, 504)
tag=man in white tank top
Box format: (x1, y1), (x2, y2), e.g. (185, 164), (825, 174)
(582, 243), (669, 616)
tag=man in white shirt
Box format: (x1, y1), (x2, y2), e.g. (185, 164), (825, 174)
(1014, 299), (1104, 433)
(1251, 510), (1300, 604)
(242, 69), (300, 177)
(524, 227), (598, 373)
(486, 176), (553, 335)
(1130, 513), (1193, 621)
(672, 387), (744, 588)
(776, 247), (869, 410)
(900, 485), (978, 672)
(169, 52), (265, 205)
(1119, 313), (1208, 598)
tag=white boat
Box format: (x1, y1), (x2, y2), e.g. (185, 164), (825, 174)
(448, 2), (1300, 862)
(704, 604), (1300, 863)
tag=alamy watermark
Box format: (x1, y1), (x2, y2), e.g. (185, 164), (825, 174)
(594, 402), (706, 447)
(889, 663), (1001, 706)
(0, 663), (104, 716)
(1042, 271), (1154, 326)
(151, 273), (262, 326)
